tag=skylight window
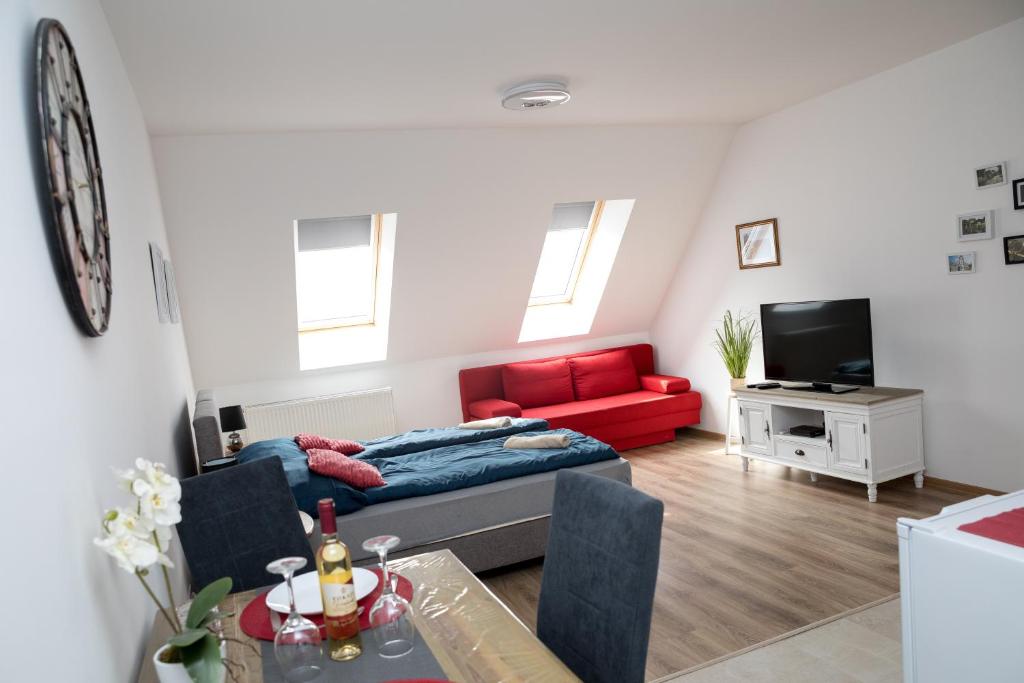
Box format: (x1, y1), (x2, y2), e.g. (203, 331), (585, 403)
(295, 214), (380, 330)
(519, 199), (634, 343)
(528, 201), (601, 305)
(294, 213), (397, 370)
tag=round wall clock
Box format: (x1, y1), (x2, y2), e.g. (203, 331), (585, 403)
(35, 19), (112, 336)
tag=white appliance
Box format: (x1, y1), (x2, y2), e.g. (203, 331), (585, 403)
(898, 490), (1024, 682)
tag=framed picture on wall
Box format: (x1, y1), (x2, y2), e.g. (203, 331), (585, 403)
(975, 162), (1007, 189)
(956, 210), (994, 241)
(1013, 178), (1024, 210)
(735, 218), (780, 270)
(148, 242), (169, 322)
(947, 252), (977, 275)
(1004, 236), (1024, 265)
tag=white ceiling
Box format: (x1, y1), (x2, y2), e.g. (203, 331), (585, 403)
(100, 0), (1024, 136)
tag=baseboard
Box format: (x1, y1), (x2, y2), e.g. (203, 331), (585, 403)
(924, 476), (1004, 497)
(681, 427), (724, 441)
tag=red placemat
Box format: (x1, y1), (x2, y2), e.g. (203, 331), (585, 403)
(958, 506), (1024, 548)
(240, 568), (413, 641)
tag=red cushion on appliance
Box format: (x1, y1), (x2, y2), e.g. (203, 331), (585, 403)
(468, 398), (522, 419)
(295, 433), (365, 456)
(306, 449), (385, 489)
(568, 349), (640, 401)
(501, 358), (575, 409)
(639, 374), (691, 394)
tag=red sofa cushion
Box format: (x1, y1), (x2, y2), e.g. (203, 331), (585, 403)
(639, 374), (691, 394)
(501, 358), (575, 409)
(521, 390), (702, 431)
(568, 349), (640, 401)
(467, 398), (522, 419)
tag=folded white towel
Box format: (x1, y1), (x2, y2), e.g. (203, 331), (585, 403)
(503, 434), (571, 449)
(458, 416), (513, 430)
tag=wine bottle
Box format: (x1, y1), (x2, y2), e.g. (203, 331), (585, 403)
(316, 498), (362, 661)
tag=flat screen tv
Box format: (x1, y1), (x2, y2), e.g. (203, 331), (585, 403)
(760, 298), (874, 389)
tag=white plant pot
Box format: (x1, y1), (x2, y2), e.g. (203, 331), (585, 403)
(153, 643), (226, 683)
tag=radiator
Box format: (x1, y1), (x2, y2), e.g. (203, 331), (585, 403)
(243, 388), (397, 442)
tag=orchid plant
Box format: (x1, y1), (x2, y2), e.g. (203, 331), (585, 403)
(94, 459), (247, 683)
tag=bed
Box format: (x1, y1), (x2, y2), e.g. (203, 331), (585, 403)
(192, 391), (632, 571)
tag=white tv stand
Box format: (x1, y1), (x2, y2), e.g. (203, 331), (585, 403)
(731, 386), (925, 502)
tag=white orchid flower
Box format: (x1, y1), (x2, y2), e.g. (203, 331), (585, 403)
(133, 459), (182, 503)
(134, 478), (183, 527)
(105, 507), (153, 540)
(113, 466), (138, 493)
(94, 531), (160, 573)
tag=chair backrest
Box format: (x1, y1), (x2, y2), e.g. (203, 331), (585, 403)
(177, 457), (315, 593)
(537, 470), (663, 683)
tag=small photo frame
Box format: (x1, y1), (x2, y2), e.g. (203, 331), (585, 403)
(163, 259), (180, 323)
(975, 162), (1007, 189)
(148, 242), (169, 322)
(1013, 178), (1024, 210)
(735, 218), (780, 270)
(1004, 235), (1024, 265)
(947, 252), (976, 275)
(956, 210), (994, 241)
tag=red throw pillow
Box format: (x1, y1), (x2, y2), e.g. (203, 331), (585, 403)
(307, 449), (385, 489)
(295, 433), (365, 456)
(568, 349), (640, 401)
(501, 358), (575, 409)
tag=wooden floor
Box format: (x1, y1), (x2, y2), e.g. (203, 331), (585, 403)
(479, 431), (971, 681)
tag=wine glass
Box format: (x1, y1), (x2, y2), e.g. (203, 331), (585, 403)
(362, 535), (415, 658)
(266, 557), (323, 682)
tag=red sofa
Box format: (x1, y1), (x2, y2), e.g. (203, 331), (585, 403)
(458, 343), (701, 451)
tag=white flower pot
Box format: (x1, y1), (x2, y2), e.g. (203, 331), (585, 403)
(153, 643), (226, 683)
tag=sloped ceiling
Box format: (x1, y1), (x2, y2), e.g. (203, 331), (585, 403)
(152, 125), (733, 388)
(101, 0), (1024, 135)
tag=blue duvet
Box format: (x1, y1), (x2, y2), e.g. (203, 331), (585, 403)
(354, 418), (548, 459)
(235, 426), (616, 516)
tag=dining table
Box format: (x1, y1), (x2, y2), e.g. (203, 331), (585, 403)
(137, 548), (579, 682)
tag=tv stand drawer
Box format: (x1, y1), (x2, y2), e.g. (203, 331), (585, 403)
(773, 437), (827, 468)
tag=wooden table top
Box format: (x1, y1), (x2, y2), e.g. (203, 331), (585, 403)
(138, 548), (578, 683)
(732, 385), (922, 406)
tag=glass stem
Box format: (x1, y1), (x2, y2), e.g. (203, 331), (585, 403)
(378, 549), (392, 595)
(285, 571), (298, 614)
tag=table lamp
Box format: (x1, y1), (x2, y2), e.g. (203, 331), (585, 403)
(219, 405), (247, 454)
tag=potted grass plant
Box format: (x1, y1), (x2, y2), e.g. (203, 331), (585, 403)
(94, 459), (247, 683)
(712, 310), (759, 390)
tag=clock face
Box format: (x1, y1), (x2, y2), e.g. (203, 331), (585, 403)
(36, 19), (111, 336)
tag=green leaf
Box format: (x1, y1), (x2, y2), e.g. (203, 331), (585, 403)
(198, 611), (233, 629)
(712, 310), (760, 379)
(181, 633), (223, 683)
(168, 628), (209, 648)
(186, 577), (233, 629)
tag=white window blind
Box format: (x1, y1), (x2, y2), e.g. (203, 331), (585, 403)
(295, 215), (377, 329)
(529, 201), (598, 303)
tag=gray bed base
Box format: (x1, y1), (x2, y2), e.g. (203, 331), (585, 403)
(191, 391), (632, 572)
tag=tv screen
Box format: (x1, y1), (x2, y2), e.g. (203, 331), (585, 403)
(760, 299), (874, 386)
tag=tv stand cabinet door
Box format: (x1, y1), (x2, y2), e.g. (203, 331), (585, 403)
(826, 411), (868, 474)
(739, 401), (772, 456)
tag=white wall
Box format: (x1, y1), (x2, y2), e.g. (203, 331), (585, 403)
(152, 125), (734, 420)
(652, 18), (1024, 491)
(1, 1), (195, 680)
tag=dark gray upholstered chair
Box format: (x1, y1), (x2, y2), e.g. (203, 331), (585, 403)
(537, 470), (664, 683)
(177, 457), (315, 593)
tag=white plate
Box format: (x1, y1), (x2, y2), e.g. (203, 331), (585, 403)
(266, 567), (378, 616)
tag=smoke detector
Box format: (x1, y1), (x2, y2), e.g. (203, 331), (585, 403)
(501, 82), (571, 110)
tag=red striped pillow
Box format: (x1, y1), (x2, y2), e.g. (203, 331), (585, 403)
(306, 449), (385, 489)
(295, 433), (365, 456)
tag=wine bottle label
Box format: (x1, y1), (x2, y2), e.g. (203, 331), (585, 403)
(321, 581), (357, 616)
